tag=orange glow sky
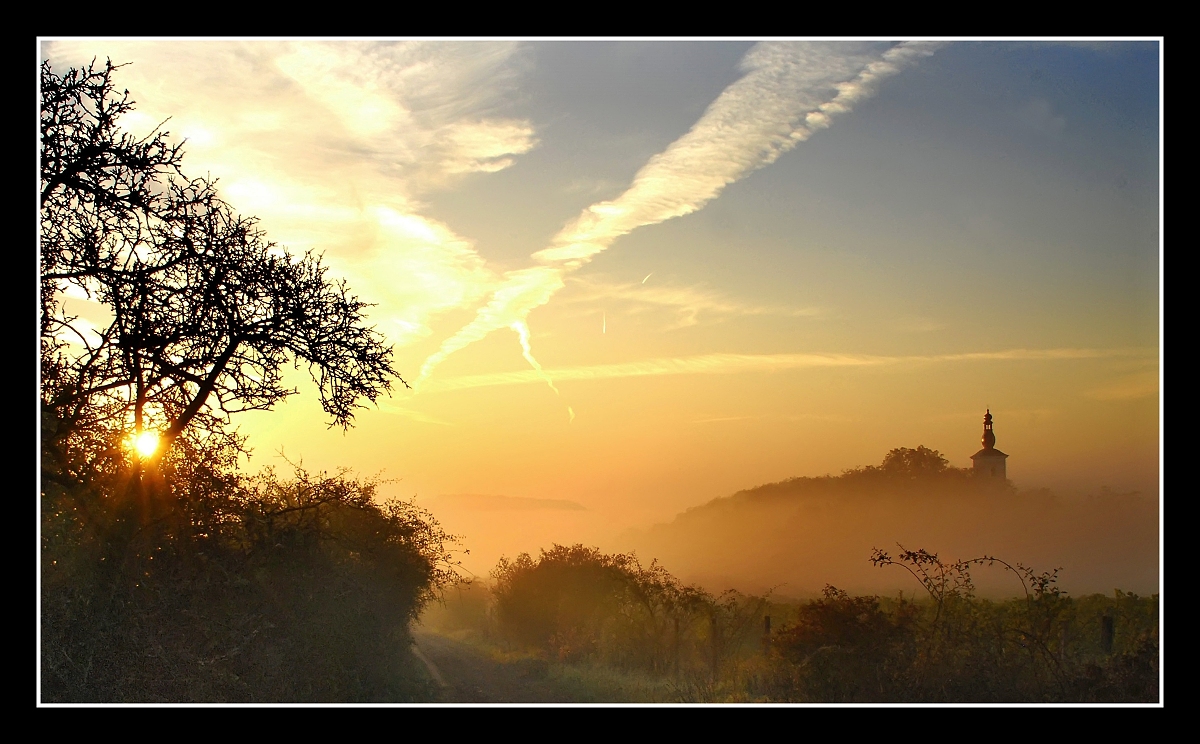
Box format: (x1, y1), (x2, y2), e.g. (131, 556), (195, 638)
(42, 40), (1160, 581)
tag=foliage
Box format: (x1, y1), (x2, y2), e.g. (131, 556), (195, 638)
(717, 446), (1006, 514)
(41, 58), (397, 465)
(769, 585), (916, 701)
(39, 59), (456, 702)
(42, 464), (462, 702)
(842, 445), (974, 483)
(489, 544), (765, 678)
(757, 546), (1159, 702)
(441, 543), (1158, 703)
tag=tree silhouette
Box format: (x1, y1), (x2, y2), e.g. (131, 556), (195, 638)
(40, 59), (399, 467)
(837, 445), (969, 483)
(879, 445), (952, 477)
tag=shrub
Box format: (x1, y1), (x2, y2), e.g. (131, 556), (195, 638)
(42, 464), (460, 702)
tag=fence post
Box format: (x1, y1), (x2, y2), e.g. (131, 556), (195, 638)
(762, 614), (772, 655)
(1101, 614), (1114, 655)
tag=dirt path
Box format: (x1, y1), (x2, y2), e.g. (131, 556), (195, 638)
(412, 632), (582, 703)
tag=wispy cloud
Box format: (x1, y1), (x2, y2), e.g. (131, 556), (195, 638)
(564, 277), (822, 329)
(41, 41), (943, 395)
(42, 40), (532, 347)
(424, 347), (1150, 393)
(374, 401), (455, 426)
(272, 41), (536, 186)
(532, 42), (942, 267)
(416, 41), (945, 388)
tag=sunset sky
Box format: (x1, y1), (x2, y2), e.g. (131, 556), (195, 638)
(42, 39), (1160, 576)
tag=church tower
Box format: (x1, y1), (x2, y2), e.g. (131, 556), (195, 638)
(970, 409), (1008, 479)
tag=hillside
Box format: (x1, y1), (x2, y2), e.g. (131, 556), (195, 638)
(622, 448), (1158, 598)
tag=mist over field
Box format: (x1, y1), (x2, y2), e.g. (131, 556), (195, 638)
(415, 456), (1158, 599)
(41, 39), (1160, 703)
(621, 478), (1158, 599)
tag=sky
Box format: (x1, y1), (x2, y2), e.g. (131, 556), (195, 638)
(42, 39), (1161, 579)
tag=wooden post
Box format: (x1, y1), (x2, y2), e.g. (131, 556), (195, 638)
(762, 614), (772, 655)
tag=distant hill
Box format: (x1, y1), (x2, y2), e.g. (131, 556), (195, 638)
(622, 447), (1158, 599)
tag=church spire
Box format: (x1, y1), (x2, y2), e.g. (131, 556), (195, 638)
(971, 409), (1007, 479)
(981, 409), (996, 450)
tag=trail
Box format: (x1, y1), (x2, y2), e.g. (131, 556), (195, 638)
(412, 632), (583, 703)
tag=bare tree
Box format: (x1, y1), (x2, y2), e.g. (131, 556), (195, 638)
(40, 59), (400, 468)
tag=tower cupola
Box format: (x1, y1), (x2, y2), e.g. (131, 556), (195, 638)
(970, 409), (1008, 480)
(982, 409), (996, 449)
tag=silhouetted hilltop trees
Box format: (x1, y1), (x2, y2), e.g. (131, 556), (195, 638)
(631, 447), (1157, 598)
(844, 444), (980, 482)
(693, 446), (986, 513)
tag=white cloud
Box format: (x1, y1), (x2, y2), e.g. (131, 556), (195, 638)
(565, 276), (822, 329)
(39, 40), (943, 393)
(273, 41), (536, 186)
(416, 41), (945, 388)
(531, 42), (942, 267)
(41, 40), (532, 347)
(424, 346), (1149, 393)
(433, 119), (537, 175)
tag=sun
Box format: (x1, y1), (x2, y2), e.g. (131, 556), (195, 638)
(130, 430), (160, 459)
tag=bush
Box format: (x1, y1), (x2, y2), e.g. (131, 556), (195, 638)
(42, 463), (459, 702)
(763, 549), (1160, 702)
(771, 585), (916, 701)
(490, 545), (768, 679)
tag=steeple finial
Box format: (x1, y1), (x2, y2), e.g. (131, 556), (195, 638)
(982, 409), (996, 449)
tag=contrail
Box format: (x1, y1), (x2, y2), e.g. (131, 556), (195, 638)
(415, 42), (945, 390)
(511, 320), (559, 395)
(423, 347), (1154, 393)
(416, 265), (563, 385)
(642, 272), (653, 284)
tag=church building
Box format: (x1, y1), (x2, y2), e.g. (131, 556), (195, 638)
(970, 409), (1008, 479)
